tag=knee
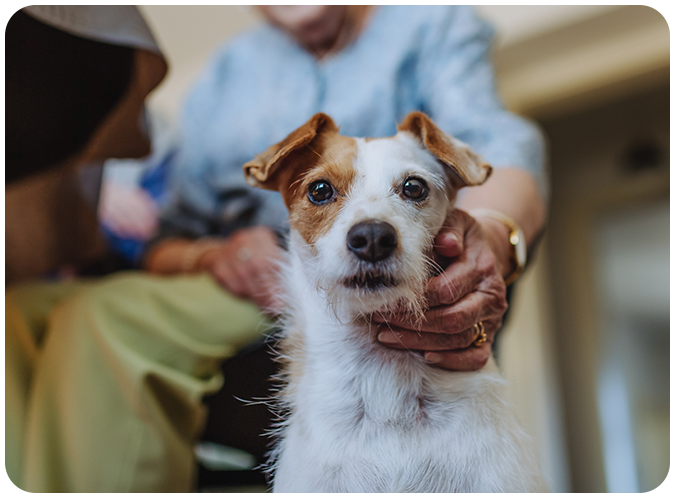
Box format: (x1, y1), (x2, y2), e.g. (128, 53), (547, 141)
(53, 272), (153, 334)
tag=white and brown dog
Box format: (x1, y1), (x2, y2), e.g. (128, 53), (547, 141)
(243, 112), (547, 493)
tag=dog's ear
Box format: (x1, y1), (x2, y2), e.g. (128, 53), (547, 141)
(244, 113), (339, 191)
(398, 111), (492, 187)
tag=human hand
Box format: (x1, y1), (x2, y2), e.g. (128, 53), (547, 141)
(195, 226), (285, 313)
(99, 181), (159, 240)
(375, 209), (509, 371)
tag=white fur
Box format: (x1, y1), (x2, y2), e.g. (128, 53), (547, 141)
(267, 133), (548, 493)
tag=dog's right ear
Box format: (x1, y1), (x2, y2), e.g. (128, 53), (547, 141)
(244, 113), (338, 192)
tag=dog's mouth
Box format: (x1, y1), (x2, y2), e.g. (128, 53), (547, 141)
(344, 272), (397, 291)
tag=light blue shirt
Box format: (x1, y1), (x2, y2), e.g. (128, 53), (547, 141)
(161, 5), (546, 239)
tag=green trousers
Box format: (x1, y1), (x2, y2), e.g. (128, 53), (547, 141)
(5, 272), (269, 492)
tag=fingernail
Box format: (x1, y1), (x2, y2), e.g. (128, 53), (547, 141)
(377, 330), (398, 344)
(425, 352), (442, 364)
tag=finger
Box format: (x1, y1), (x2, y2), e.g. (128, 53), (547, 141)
(420, 291), (489, 334)
(434, 231), (463, 259)
(234, 255), (283, 310)
(377, 325), (475, 351)
(251, 255), (281, 279)
(372, 262), (480, 321)
(212, 262), (248, 298)
(249, 266), (284, 313)
(425, 260), (482, 308)
(380, 290), (487, 334)
(435, 209), (472, 258)
(424, 343), (492, 371)
(239, 261), (277, 301)
(254, 288), (285, 316)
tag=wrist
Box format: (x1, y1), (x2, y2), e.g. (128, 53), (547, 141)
(144, 238), (187, 273)
(181, 238), (223, 273)
(475, 216), (514, 279)
(193, 245), (224, 271)
(469, 208), (527, 285)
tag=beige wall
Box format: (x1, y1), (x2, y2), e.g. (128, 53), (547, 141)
(476, 5), (617, 47)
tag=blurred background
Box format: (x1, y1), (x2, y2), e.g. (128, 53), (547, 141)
(92, 5), (674, 493)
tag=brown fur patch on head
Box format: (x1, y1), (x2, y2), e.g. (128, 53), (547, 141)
(243, 113), (358, 247)
(243, 113), (339, 191)
(285, 132), (357, 246)
(398, 111), (492, 188)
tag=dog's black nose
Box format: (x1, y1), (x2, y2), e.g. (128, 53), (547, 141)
(347, 220), (398, 263)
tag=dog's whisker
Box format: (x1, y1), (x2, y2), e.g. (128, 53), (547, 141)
(422, 254), (446, 277)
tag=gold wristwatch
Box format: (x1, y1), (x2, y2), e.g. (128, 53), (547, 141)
(469, 208), (527, 286)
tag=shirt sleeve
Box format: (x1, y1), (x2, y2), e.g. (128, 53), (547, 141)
(418, 6), (548, 198)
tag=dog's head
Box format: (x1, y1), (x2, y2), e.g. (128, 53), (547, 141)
(244, 112), (491, 319)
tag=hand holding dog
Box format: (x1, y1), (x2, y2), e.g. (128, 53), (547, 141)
(376, 209), (509, 371)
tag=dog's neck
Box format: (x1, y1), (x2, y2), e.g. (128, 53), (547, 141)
(279, 235), (484, 428)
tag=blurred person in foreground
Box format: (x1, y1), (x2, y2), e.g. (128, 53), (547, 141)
(5, 6), (268, 493)
(144, 5), (547, 370)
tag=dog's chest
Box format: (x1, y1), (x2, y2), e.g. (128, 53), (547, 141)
(275, 325), (499, 492)
(270, 254), (545, 492)
(278, 409), (478, 493)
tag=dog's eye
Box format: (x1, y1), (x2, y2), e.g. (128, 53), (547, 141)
(308, 180), (334, 204)
(402, 178), (429, 201)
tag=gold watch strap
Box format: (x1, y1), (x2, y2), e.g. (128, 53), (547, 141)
(468, 208), (527, 286)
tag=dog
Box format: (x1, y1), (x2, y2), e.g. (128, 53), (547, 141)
(243, 112), (548, 492)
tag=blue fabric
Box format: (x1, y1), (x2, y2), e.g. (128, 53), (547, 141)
(102, 154), (172, 264)
(162, 5), (546, 240)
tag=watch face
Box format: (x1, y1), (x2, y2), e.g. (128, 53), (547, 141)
(514, 229), (527, 268)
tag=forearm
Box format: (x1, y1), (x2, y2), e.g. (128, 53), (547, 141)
(144, 238), (222, 275)
(144, 238), (194, 274)
(144, 204), (225, 275)
(457, 167), (546, 278)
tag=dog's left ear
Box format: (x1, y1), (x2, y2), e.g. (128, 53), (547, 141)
(398, 112), (492, 187)
(244, 113), (338, 191)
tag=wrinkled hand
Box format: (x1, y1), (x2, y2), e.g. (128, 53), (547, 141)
(196, 226), (285, 313)
(376, 209), (509, 371)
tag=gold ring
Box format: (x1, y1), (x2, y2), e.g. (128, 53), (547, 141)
(472, 321), (487, 347)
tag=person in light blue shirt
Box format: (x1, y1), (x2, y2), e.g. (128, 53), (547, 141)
(146, 5), (548, 371)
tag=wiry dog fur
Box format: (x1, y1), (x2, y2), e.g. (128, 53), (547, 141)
(244, 112), (548, 493)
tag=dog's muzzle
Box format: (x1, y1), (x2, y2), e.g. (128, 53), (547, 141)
(346, 220), (398, 263)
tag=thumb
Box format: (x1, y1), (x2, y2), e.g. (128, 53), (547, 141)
(435, 210), (469, 258)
